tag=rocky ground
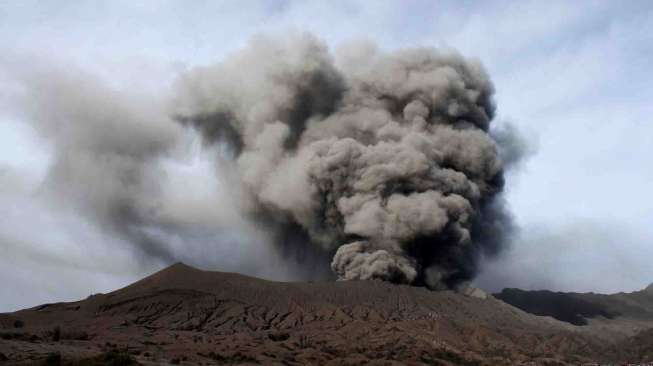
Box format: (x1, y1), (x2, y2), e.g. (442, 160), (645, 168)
(1, 263), (652, 365)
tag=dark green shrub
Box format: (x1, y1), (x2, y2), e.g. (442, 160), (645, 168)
(52, 326), (61, 342)
(100, 350), (136, 366)
(268, 332), (290, 341)
(43, 352), (61, 366)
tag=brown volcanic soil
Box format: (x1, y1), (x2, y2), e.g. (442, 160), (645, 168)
(1, 263), (652, 365)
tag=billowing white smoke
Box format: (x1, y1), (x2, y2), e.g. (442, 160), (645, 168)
(173, 34), (514, 289)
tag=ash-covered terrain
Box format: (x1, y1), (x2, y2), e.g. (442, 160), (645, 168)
(1, 263), (653, 365)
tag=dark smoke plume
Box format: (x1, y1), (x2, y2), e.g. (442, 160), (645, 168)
(173, 34), (517, 289)
(8, 33), (522, 290)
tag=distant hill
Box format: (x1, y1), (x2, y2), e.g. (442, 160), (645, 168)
(495, 285), (653, 328)
(1, 263), (652, 365)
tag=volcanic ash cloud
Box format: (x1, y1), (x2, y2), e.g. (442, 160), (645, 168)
(172, 33), (514, 290)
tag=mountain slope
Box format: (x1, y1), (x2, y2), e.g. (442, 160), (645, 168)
(495, 285), (653, 337)
(0, 263), (651, 365)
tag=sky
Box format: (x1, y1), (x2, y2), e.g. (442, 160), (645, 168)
(1, 0), (652, 311)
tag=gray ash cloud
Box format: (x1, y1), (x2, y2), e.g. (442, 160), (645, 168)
(9, 33), (524, 289)
(172, 34), (523, 289)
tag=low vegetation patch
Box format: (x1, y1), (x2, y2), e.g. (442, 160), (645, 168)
(40, 350), (140, 366)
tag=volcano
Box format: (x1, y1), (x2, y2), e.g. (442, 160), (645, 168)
(1, 263), (653, 365)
